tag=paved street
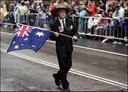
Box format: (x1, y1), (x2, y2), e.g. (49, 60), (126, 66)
(1, 26), (128, 91)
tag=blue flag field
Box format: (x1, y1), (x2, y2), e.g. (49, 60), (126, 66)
(7, 24), (52, 52)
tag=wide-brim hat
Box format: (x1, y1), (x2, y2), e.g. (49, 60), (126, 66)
(51, 2), (70, 17)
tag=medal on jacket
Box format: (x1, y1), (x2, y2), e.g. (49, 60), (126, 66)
(58, 26), (63, 32)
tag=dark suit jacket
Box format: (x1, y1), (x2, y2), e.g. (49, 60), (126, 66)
(50, 18), (78, 54)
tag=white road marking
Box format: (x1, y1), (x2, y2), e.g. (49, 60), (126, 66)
(1, 48), (128, 89)
(1, 31), (127, 57)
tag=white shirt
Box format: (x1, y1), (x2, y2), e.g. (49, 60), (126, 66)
(119, 7), (124, 18)
(14, 4), (21, 14)
(88, 16), (101, 29)
(59, 18), (66, 32)
(113, 7), (124, 20)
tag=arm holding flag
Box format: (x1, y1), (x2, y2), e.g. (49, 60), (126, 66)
(6, 23), (75, 53)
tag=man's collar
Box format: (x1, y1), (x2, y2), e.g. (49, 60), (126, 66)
(59, 18), (66, 21)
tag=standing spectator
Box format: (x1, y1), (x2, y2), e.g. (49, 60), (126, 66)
(18, 1), (29, 23)
(119, 1), (125, 19)
(10, 4), (15, 13)
(97, 0), (106, 14)
(49, 0), (57, 14)
(48, 0), (57, 22)
(29, 3), (38, 13)
(113, 5), (120, 20)
(68, 2), (79, 16)
(95, 12), (108, 35)
(106, 1), (115, 14)
(38, 3), (48, 28)
(2, 1), (8, 13)
(124, 1), (128, 9)
(77, 5), (88, 33)
(0, 3), (5, 22)
(9, 2), (15, 12)
(88, 14), (102, 34)
(49, 0), (62, 20)
(25, 1), (30, 9)
(78, 5), (88, 17)
(112, 5), (122, 38)
(28, 3), (38, 26)
(67, 2), (80, 31)
(85, 0), (96, 16)
(43, 4), (48, 13)
(14, 1), (21, 23)
(123, 9), (128, 39)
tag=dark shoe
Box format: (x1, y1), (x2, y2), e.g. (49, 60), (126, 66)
(63, 88), (71, 92)
(53, 74), (60, 86)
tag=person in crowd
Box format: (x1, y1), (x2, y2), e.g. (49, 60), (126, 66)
(124, 1), (128, 9)
(29, 3), (38, 13)
(67, 2), (80, 31)
(67, 1), (78, 16)
(97, 0), (106, 14)
(85, 0), (96, 16)
(38, 3), (48, 28)
(18, 1), (29, 23)
(77, 5), (88, 33)
(49, 0), (56, 14)
(95, 12), (109, 35)
(88, 14), (102, 34)
(123, 8), (128, 39)
(113, 5), (123, 19)
(14, 1), (21, 23)
(25, 1), (30, 9)
(43, 4), (48, 13)
(28, 3), (38, 26)
(9, 3), (15, 12)
(106, 1), (115, 14)
(0, 2), (5, 22)
(112, 5), (121, 38)
(48, 0), (60, 22)
(78, 5), (88, 17)
(119, 1), (125, 19)
(2, 1), (8, 13)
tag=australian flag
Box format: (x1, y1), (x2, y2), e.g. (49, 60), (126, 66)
(7, 24), (52, 52)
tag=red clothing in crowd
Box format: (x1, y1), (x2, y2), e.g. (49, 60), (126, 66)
(98, 17), (109, 26)
(87, 2), (96, 16)
(49, 4), (55, 13)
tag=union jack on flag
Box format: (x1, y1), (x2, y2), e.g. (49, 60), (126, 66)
(7, 24), (52, 52)
(15, 25), (32, 37)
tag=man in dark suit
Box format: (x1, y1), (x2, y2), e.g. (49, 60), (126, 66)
(50, 2), (79, 91)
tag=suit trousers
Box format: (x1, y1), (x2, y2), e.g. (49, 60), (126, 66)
(56, 51), (72, 88)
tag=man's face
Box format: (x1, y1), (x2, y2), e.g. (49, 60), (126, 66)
(58, 9), (67, 19)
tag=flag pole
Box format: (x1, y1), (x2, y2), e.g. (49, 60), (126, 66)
(0, 23), (73, 39)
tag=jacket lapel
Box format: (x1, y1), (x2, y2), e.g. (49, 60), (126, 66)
(56, 19), (62, 32)
(66, 19), (70, 27)
(56, 19), (61, 27)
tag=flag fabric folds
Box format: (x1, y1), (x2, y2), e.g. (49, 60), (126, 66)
(7, 24), (52, 52)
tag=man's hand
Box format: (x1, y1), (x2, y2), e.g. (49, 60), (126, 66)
(54, 32), (60, 37)
(73, 36), (78, 41)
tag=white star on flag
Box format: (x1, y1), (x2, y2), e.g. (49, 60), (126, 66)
(24, 38), (29, 41)
(21, 44), (24, 46)
(35, 31), (45, 37)
(12, 41), (16, 44)
(14, 45), (19, 49)
(32, 45), (36, 48)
